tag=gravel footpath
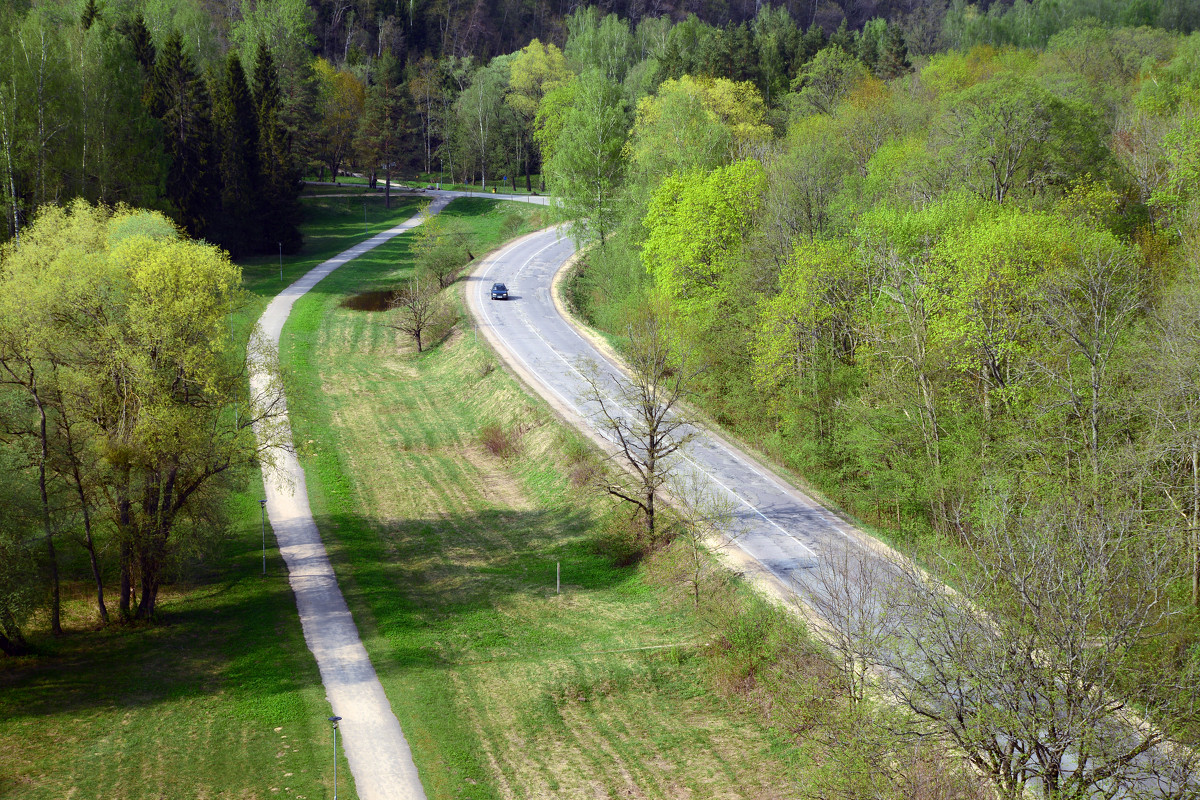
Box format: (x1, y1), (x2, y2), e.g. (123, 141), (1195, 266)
(249, 201), (449, 800)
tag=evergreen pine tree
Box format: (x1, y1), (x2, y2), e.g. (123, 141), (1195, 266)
(829, 20), (854, 53)
(876, 26), (913, 79)
(150, 32), (219, 240)
(253, 42), (303, 253)
(659, 36), (685, 81)
(120, 15), (156, 73)
(727, 23), (759, 85)
(798, 23), (827, 65)
(212, 52), (260, 257)
(354, 54), (411, 211)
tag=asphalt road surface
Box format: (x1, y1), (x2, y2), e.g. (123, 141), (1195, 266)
(466, 226), (870, 603)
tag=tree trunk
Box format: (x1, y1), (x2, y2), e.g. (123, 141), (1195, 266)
(60, 402), (108, 624)
(0, 81), (19, 241)
(0, 606), (28, 656)
(135, 553), (159, 620)
(118, 492), (133, 619)
(385, 162), (391, 209)
(32, 389), (61, 635)
(1192, 445), (1199, 607)
(70, 453), (106, 624)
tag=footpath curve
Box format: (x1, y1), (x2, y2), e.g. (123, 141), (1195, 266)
(249, 201), (444, 800)
(247, 190), (550, 800)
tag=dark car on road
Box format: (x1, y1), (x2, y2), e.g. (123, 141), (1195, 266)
(490, 282), (509, 300)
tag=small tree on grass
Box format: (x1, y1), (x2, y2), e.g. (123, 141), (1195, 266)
(579, 312), (700, 551)
(386, 278), (442, 353)
(412, 215), (473, 289)
(668, 471), (740, 608)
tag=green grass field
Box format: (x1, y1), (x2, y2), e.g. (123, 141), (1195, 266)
(0, 470), (353, 799)
(276, 198), (826, 798)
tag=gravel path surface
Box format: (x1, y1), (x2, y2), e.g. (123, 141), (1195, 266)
(249, 202), (449, 800)
(247, 191), (549, 800)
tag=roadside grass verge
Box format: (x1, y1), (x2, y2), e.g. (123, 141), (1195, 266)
(278, 198), (836, 798)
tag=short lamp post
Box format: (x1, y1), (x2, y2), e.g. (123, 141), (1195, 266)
(259, 499), (267, 576)
(329, 715), (343, 800)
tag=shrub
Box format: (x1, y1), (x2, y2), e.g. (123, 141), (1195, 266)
(479, 423), (520, 459)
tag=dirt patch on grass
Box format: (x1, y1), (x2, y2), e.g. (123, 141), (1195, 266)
(462, 446), (535, 512)
(341, 290), (398, 311)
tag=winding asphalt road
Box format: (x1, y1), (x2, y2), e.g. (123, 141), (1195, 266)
(466, 226), (867, 603)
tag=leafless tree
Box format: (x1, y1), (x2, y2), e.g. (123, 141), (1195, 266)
(386, 278), (442, 353)
(795, 538), (900, 710)
(666, 470), (741, 608)
(579, 312), (700, 550)
(878, 494), (1195, 800)
(1143, 270), (1200, 606)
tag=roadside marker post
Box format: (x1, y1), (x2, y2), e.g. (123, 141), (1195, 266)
(328, 716), (342, 800)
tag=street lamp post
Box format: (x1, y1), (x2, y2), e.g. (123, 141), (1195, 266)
(279, 242), (283, 281)
(259, 499), (267, 576)
(329, 716), (342, 800)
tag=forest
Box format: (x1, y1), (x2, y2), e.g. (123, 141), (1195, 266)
(2, 0), (1200, 796)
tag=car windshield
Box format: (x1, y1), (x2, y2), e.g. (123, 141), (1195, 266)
(493, 283), (506, 290)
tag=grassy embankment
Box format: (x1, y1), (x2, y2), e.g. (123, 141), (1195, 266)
(0, 195), (425, 800)
(278, 197), (846, 798)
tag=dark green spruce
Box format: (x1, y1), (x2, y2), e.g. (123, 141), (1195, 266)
(150, 32), (218, 241)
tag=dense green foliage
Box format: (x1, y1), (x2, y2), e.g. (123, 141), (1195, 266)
(0, 201), (275, 633)
(557, 21), (1200, 603)
(4, 0), (1196, 254)
(545, 16), (1200, 796)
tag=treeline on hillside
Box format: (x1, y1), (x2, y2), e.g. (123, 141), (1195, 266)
(0, 2), (303, 256)
(547, 13), (1200, 608)
(5, 0), (1199, 255)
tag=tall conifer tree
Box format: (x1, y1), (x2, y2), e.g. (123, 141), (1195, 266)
(212, 53), (259, 256)
(150, 32), (218, 240)
(252, 42), (302, 253)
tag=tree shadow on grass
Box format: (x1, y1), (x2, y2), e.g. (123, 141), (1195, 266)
(312, 505), (645, 671)
(0, 570), (320, 720)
